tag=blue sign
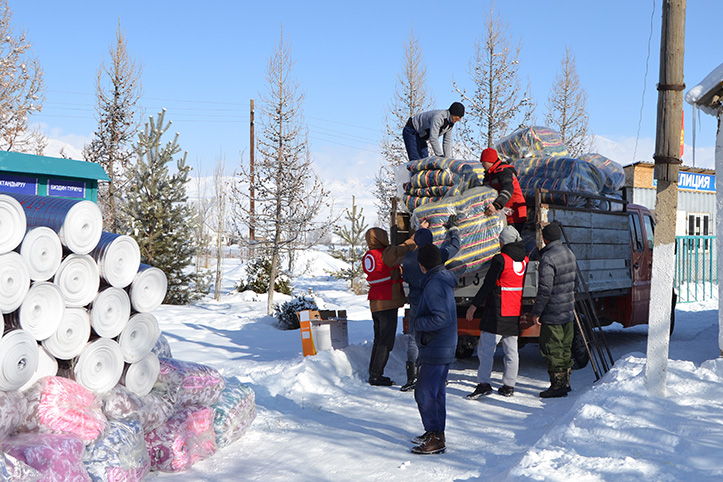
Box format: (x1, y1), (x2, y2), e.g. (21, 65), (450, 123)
(48, 179), (86, 198)
(0, 173), (38, 195)
(652, 172), (716, 192)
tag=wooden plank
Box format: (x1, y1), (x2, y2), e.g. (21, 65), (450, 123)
(561, 226), (629, 245)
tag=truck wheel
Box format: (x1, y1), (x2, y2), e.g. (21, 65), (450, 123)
(571, 323), (589, 369)
(456, 335), (478, 359)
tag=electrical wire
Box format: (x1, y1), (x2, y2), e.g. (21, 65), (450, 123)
(633, 0), (656, 163)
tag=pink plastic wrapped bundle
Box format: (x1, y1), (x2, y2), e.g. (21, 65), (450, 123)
(144, 406), (217, 473)
(156, 357), (225, 408)
(101, 385), (173, 434)
(20, 376), (108, 445)
(84, 419), (150, 482)
(212, 377), (256, 448)
(0, 451), (42, 481)
(2, 432), (90, 481)
(0, 389), (28, 441)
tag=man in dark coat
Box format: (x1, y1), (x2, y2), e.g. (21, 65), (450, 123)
(480, 147), (527, 232)
(464, 226), (529, 399)
(409, 244), (458, 455)
(531, 223), (577, 398)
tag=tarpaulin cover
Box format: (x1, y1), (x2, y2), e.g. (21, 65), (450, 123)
(144, 406), (217, 473)
(101, 385), (173, 434)
(156, 357), (225, 408)
(0, 389), (28, 441)
(2, 432), (90, 482)
(211, 377), (256, 449)
(410, 186), (505, 276)
(20, 376), (108, 445)
(83, 419), (150, 482)
(512, 156), (606, 207)
(579, 153), (626, 194)
(0, 451), (42, 482)
(494, 126), (569, 161)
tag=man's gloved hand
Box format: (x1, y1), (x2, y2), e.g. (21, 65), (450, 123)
(444, 214), (458, 229)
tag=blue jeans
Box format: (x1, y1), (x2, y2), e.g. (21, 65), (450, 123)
(414, 363), (450, 433)
(402, 122), (429, 161)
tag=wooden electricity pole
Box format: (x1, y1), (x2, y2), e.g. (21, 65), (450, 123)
(249, 99), (256, 252)
(646, 0), (686, 396)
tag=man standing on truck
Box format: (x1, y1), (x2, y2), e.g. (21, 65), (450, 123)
(464, 226), (528, 399)
(363, 227), (416, 386)
(480, 147), (527, 232)
(402, 102), (465, 161)
(400, 216), (461, 392)
(531, 223), (577, 398)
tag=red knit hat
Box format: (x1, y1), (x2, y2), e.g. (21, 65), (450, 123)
(480, 148), (498, 164)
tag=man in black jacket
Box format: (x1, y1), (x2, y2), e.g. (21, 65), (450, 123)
(531, 223), (577, 398)
(464, 226), (529, 399)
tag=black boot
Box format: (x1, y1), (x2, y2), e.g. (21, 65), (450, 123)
(540, 372), (568, 398)
(400, 362), (417, 392)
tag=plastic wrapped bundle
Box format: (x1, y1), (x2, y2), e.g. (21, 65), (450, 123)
(90, 232), (141, 289)
(83, 419), (150, 482)
(8, 193), (103, 255)
(211, 377), (256, 449)
(73, 338), (124, 394)
(20, 376), (108, 445)
(0, 389), (29, 441)
(410, 186), (505, 276)
(579, 153), (625, 194)
(127, 264), (167, 313)
(18, 281), (65, 341)
(54, 254), (100, 307)
(20, 346), (58, 392)
(156, 357), (225, 408)
(144, 406), (217, 473)
(89, 287), (130, 338)
(401, 157), (485, 211)
(494, 126), (569, 161)
(2, 432), (89, 481)
(0, 329), (40, 391)
(19, 227), (62, 282)
(101, 385), (173, 434)
(42, 308), (91, 360)
(0, 451), (42, 482)
(0, 193), (26, 254)
(152, 333), (173, 359)
(513, 156), (606, 207)
(0, 251), (30, 313)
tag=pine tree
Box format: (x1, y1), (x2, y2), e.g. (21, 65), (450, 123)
(453, 7), (534, 152)
(0, 0), (45, 153)
(329, 195), (369, 294)
(374, 29), (432, 222)
(545, 47), (593, 158)
(125, 109), (210, 304)
(84, 20), (143, 232)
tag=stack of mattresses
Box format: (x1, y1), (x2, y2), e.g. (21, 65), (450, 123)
(410, 186), (505, 276)
(401, 157), (484, 212)
(579, 153), (625, 195)
(495, 126), (569, 162)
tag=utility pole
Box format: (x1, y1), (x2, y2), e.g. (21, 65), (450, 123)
(645, 0), (686, 396)
(249, 99), (256, 256)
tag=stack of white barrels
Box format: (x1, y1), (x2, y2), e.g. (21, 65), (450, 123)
(0, 192), (166, 396)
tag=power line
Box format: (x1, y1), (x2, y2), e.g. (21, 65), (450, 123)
(633, 0), (656, 163)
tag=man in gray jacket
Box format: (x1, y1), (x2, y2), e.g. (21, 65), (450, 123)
(531, 223), (577, 398)
(403, 102), (465, 161)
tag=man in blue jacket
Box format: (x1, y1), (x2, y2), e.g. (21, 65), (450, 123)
(410, 244), (458, 455)
(403, 102), (465, 161)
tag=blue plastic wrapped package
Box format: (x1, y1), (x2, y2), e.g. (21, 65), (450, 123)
(494, 126), (569, 161)
(579, 153), (625, 194)
(83, 419), (150, 482)
(513, 156), (606, 207)
(211, 377), (256, 449)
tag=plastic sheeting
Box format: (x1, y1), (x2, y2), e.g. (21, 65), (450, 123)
(579, 153), (626, 194)
(83, 419), (150, 482)
(101, 385), (174, 434)
(0, 451), (42, 482)
(211, 377), (256, 449)
(512, 156), (606, 207)
(144, 406), (217, 473)
(0, 389), (28, 441)
(156, 357), (225, 408)
(2, 432), (90, 482)
(494, 126), (569, 161)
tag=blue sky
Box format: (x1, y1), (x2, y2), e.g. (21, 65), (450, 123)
(10, 0), (720, 208)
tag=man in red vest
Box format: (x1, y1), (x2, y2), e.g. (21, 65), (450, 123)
(363, 227), (416, 386)
(480, 147), (527, 233)
(464, 226), (528, 398)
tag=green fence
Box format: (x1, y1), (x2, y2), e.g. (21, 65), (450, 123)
(675, 235), (717, 302)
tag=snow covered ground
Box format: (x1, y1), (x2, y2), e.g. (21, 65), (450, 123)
(151, 249), (723, 481)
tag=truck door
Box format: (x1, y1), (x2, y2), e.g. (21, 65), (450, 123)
(629, 208), (652, 325)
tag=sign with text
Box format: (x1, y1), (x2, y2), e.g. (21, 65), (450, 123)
(48, 179), (86, 199)
(0, 173), (38, 195)
(653, 172), (715, 192)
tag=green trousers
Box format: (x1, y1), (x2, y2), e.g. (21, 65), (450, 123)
(539, 321), (574, 373)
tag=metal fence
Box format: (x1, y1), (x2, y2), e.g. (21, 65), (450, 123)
(675, 235), (717, 302)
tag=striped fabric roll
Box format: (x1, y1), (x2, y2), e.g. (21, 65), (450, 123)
(0, 194), (26, 254)
(494, 126), (569, 162)
(513, 156), (606, 207)
(19, 226), (63, 282)
(7, 193), (103, 254)
(91, 232), (142, 288)
(0, 252), (30, 314)
(402, 157), (485, 212)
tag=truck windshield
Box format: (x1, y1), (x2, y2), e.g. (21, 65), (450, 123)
(630, 214), (644, 252)
(643, 215), (655, 250)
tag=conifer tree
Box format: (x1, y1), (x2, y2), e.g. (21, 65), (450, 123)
(125, 109), (209, 304)
(329, 196), (369, 294)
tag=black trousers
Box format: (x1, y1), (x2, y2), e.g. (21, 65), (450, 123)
(369, 308), (398, 379)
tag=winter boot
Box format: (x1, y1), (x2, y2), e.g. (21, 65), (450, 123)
(565, 367), (572, 393)
(465, 382), (493, 400)
(400, 362), (417, 392)
(498, 385), (515, 397)
(411, 431), (431, 445)
(411, 431), (446, 455)
(540, 372), (568, 398)
(369, 375), (394, 386)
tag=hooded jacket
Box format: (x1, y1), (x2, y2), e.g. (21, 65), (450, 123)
(531, 239), (577, 325)
(483, 159), (527, 224)
(364, 227), (416, 313)
(415, 265), (458, 365)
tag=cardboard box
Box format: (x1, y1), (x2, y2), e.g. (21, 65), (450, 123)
(296, 310), (348, 356)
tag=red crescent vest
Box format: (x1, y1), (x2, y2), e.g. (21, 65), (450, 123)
(363, 248), (401, 300)
(487, 160), (528, 225)
(497, 252), (529, 317)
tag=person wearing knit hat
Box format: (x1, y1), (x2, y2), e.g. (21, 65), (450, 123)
(531, 222), (577, 398)
(410, 242), (457, 455)
(464, 225), (528, 399)
(402, 102), (465, 161)
(480, 147), (527, 233)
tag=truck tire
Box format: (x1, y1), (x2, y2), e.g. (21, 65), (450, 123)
(571, 322), (589, 369)
(456, 335), (478, 359)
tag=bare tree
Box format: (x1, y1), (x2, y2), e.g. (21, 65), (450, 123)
(212, 156), (227, 301)
(84, 20), (143, 232)
(231, 30), (330, 315)
(453, 7), (533, 152)
(192, 161), (213, 271)
(374, 28), (433, 222)
(545, 47), (593, 158)
(0, 0), (45, 153)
